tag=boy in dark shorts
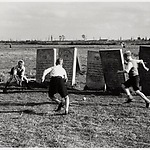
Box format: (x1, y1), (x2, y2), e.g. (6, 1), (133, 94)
(42, 58), (69, 115)
(3, 60), (30, 93)
(117, 51), (150, 108)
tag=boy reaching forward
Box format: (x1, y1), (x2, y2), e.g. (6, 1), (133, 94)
(3, 60), (30, 93)
(42, 58), (69, 115)
(117, 51), (150, 108)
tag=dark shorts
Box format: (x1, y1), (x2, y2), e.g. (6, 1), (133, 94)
(123, 75), (140, 91)
(48, 76), (68, 98)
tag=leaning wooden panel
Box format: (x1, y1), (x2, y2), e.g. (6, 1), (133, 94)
(86, 51), (105, 90)
(58, 47), (77, 87)
(139, 46), (150, 95)
(36, 48), (56, 82)
(99, 49), (125, 94)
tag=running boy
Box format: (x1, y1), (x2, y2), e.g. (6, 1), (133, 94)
(41, 58), (69, 115)
(3, 60), (30, 93)
(117, 50), (150, 108)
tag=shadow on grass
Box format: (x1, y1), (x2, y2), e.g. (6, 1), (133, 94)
(71, 101), (122, 107)
(0, 101), (56, 107)
(0, 109), (66, 116)
(70, 101), (145, 108)
(0, 89), (121, 96)
(0, 100), (123, 108)
(0, 100), (145, 110)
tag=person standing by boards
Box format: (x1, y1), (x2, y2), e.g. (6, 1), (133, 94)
(42, 58), (70, 115)
(117, 50), (150, 108)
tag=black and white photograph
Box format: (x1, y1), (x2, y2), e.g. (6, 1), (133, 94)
(0, 0), (150, 148)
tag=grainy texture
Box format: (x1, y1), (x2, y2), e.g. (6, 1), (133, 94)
(86, 51), (105, 90)
(1, 44), (149, 148)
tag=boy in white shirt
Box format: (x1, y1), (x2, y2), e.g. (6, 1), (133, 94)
(118, 51), (150, 108)
(42, 58), (69, 115)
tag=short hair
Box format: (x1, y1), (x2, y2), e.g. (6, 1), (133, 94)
(124, 51), (131, 58)
(56, 58), (63, 65)
(18, 60), (24, 65)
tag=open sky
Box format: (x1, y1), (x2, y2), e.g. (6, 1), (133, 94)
(0, 1), (150, 40)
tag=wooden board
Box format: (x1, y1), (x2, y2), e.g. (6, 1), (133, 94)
(36, 48), (56, 82)
(58, 47), (77, 86)
(99, 49), (125, 94)
(86, 51), (105, 90)
(76, 51), (81, 73)
(139, 46), (150, 95)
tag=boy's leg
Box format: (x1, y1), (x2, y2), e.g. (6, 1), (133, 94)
(54, 77), (69, 113)
(18, 78), (22, 86)
(122, 84), (133, 102)
(23, 76), (28, 83)
(132, 75), (150, 107)
(3, 76), (13, 93)
(55, 100), (64, 112)
(13, 74), (20, 85)
(17, 75), (25, 86)
(135, 90), (150, 108)
(48, 86), (63, 111)
(55, 96), (69, 114)
(48, 78), (60, 104)
(23, 76), (32, 89)
(64, 95), (69, 114)
(49, 95), (61, 104)
(24, 76), (28, 82)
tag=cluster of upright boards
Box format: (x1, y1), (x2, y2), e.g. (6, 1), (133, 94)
(36, 47), (81, 87)
(36, 46), (150, 95)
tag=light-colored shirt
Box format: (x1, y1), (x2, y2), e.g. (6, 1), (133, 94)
(14, 65), (25, 77)
(125, 59), (142, 77)
(42, 65), (67, 80)
(50, 65), (67, 79)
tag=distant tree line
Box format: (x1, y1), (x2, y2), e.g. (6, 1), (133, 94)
(1, 38), (150, 45)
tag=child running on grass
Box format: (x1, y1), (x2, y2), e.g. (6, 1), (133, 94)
(3, 60), (30, 93)
(117, 50), (150, 108)
(41, 58), (69, 115)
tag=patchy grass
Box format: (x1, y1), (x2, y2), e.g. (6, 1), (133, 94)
(0, 43), (139, 86)
(0, 44), (149, 147)
(0, 92), (150, 147)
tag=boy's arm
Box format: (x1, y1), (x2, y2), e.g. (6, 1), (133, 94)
(117, 70), (128, 74)
(117, 62), (132, 74)
(13, 66), (17, 76)
(139, 60), (149, 71)
(42, 67), (52, 82)
(20, 67), (25, 81)
(16, 67), (26, 86)
(13, 69), (17, 76)
(13, 68), (19, 81)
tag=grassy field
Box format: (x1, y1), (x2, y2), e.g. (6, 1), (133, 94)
(0, 43), (150, 148)
(0, 43), (139, 88)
